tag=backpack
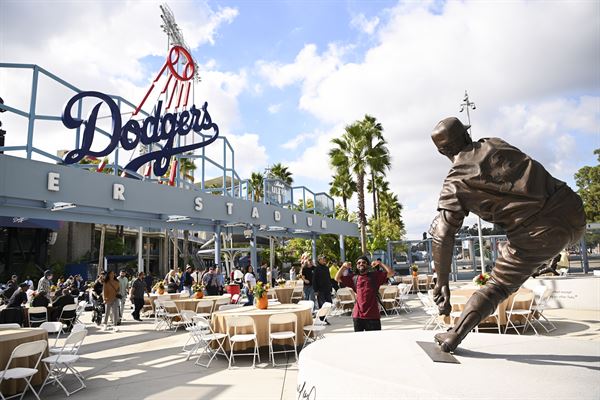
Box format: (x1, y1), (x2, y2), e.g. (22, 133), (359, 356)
(353, 272), (385, 311)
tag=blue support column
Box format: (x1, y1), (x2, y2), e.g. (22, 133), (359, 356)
(339, 235), (345, 262)
(250, 225), (258, 269)
(215, 223), (222, 270)
(311, 234), (317, 265)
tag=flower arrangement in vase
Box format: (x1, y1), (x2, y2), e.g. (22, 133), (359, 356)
(473, 272), (491, 286)
(192, 283), (205, 298)
(410, 264), (419, 277)
(252, 281), (270, 309)
(276, 278), (286, 287)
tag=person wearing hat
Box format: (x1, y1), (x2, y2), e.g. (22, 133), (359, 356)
(335, 255), (393, 332)
(7, 282), (30, 308)
(181, 265), (194, 296)
(37, 269), (53, 301)
(429, 117), (586, 353)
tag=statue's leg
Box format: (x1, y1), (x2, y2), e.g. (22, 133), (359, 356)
(434, 282), (509, 353)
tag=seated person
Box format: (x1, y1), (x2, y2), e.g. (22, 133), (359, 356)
(51, 288), (76, 323)
(7, 282), (30, 308)
(31, 291), (51, 307)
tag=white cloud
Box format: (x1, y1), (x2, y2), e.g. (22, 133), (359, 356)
(350, 13), (380, 35)
(280, 132), (317, 150)
(267, 103), (281, 114)
(261, 1), (600, 238)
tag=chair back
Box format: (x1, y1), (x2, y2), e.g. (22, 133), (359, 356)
(193, 316), (211, 330)
(11, 340), (47, 359)
(162, 300), (180, 313)
(221, 293), (232, 298)
(381, 286), (397, 299)
(60, 303), (78, 320)
(71, 323), (86, 333)
(507, 291), (535, 314)
(316, 302), (332, 319)
(28, 306), (48, 326)
(532, 286), (553, 309)
(217, 304), (240, 311)
(267, 288), (278, 300)
(40, 321), (62, 334)
(180, 310), (196, 325)
(226, 315), (256, 337)
(195, 299), (214, 314)
(268, 312), (297, 335)
(0, 323), (20, 329)
(214, 297), (230, 307)
(57, 329), (87, 356)
(298, 300), (314, 310)
(180, 290), (190, 297)
(336, 288), (355, 301)
(231, 294), (241, 304)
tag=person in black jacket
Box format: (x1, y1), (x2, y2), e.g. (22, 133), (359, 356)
(313, 255), (333, 309)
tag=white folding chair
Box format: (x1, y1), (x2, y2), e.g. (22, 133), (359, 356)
(394, 283), (412, 313)
(336, 288), (355, 315)
(302, 302), (331, 349)
(28, 307), (48, 327)
(194, 299), (213, 319)
(40, 321), (63, 352)
(188, 317), (229, 367)
(162, 301), (182, 331)
(0, 323), (21, 329)
(267, 288), (278, 301)
(531, 286), (557, 333)
(39, 330), (87, 397)
(0, 340), (47, 400)
(289, 285), (303, 303)
(153, 300), (168, 331)
(58, 304), (78, 333)
(71, 323), (86, 333)
(449, 296), (468, 327)
(226, 315), (260, 368)
(504, 292), (536, 335)
(417, 274), (429, 292)
(213, 297), (231, 312)
(417, 292), (445, 330)
(74, 301), (87, 324)
(268, 313), (298, 367)
(380, 286), (398, 316)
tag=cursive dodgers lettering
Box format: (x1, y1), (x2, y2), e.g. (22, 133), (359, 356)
(62, 92), (219, 177)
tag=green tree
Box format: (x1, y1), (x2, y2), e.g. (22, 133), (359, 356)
(329, 121), (370, 253)
(575, 148), (600, 222)
(329, 167), (356, 213)
(179, 153), (197, 183)
(267, 163), (294, 185)
(367, 175), (389, 219)
(367, 216), (405, 253)
(362, 115), (391, 219)
(250, 172), (264, 202)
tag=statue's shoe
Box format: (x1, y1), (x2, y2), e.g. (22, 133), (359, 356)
(434, 331), (460, 353)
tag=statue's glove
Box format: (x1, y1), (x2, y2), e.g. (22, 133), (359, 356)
(433, 281), (451, 316)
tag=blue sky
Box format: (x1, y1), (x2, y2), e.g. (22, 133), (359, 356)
(1, 0), (599, 239)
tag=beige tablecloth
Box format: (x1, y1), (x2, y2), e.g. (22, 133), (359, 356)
(401, 275), (433, 293)
(211, 304), (313, 350)
(449, 287), (534, 326)
(172, 296), (225, 312)
(0, 328), (49, 395)
(274, 287), (294, 304)
(378, 286), (399, 310)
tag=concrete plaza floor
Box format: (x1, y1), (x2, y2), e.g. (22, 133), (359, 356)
(33, 295), (600, 400)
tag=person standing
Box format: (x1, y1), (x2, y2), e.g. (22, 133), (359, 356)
(233, 266), (244, 286)
(336, 256), (394, 332)
(103, 270), (120, 331)
(257, 262), (268, 284)
(144, 272), (153, 293)
(130, 272), (146, 321)
(164, 268), (179, 293)
(215, 267), (225, 295)
(244, 266), (257, 306)
(300, 256), (315, 302)
(191, 266), (202, 287)
(181, 265), (194, 296)
(202, 266), (219, 296)
(117, 270), (129, 323)
(313, 255), (333, 308)
(37, 270), (53, 301)
(289, 266), (297, 281)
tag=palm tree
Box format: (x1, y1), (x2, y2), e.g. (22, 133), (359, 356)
(250, 172), (264, 202)
(367, 175), (389, 219)
(362, 115), (391, 219)
(329, 167), (356, 213)
(329, 121), (370, 253)
(379, 190), (404, 228)
(179, 153), (197, 183)
(267, 163), (293, 185)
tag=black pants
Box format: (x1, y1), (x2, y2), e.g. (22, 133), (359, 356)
(330, 279), (339, 291)
(316, 290), (333, 309)
(132, 298), (145, 319)
(353, 318), (381, 332)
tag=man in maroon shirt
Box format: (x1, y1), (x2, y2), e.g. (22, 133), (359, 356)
(336, 255), (394, 332)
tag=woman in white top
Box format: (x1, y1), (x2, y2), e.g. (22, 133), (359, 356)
(289, 267), (296, 281)
(244, 266), (256, 306)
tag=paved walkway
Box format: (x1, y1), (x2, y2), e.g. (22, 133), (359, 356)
(34, 296), (600, 400)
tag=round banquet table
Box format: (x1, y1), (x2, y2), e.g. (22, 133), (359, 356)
(0, 328), (49, 395)
(297, 329), (600, 400)
(211, 303), (313, 350)
(274, 287), (294, 304)
(449, 286), (533, 326)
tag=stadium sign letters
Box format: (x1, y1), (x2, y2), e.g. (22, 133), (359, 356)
(62, 92), (219, 177)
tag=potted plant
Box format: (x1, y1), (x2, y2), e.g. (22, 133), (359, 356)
(192, 283), (205, 299)
(252, 281), (270, 309)
(473, 272), (491, 287)
(276, 278), (286, 287)
(411, 264), (419, 277)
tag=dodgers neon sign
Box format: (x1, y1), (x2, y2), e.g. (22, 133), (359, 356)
(61, 46), (218, 177)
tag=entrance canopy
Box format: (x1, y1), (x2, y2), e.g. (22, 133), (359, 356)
(0, 155), (358, 239)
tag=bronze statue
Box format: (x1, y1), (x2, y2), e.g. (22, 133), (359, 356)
(429, 117), (586, 353)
